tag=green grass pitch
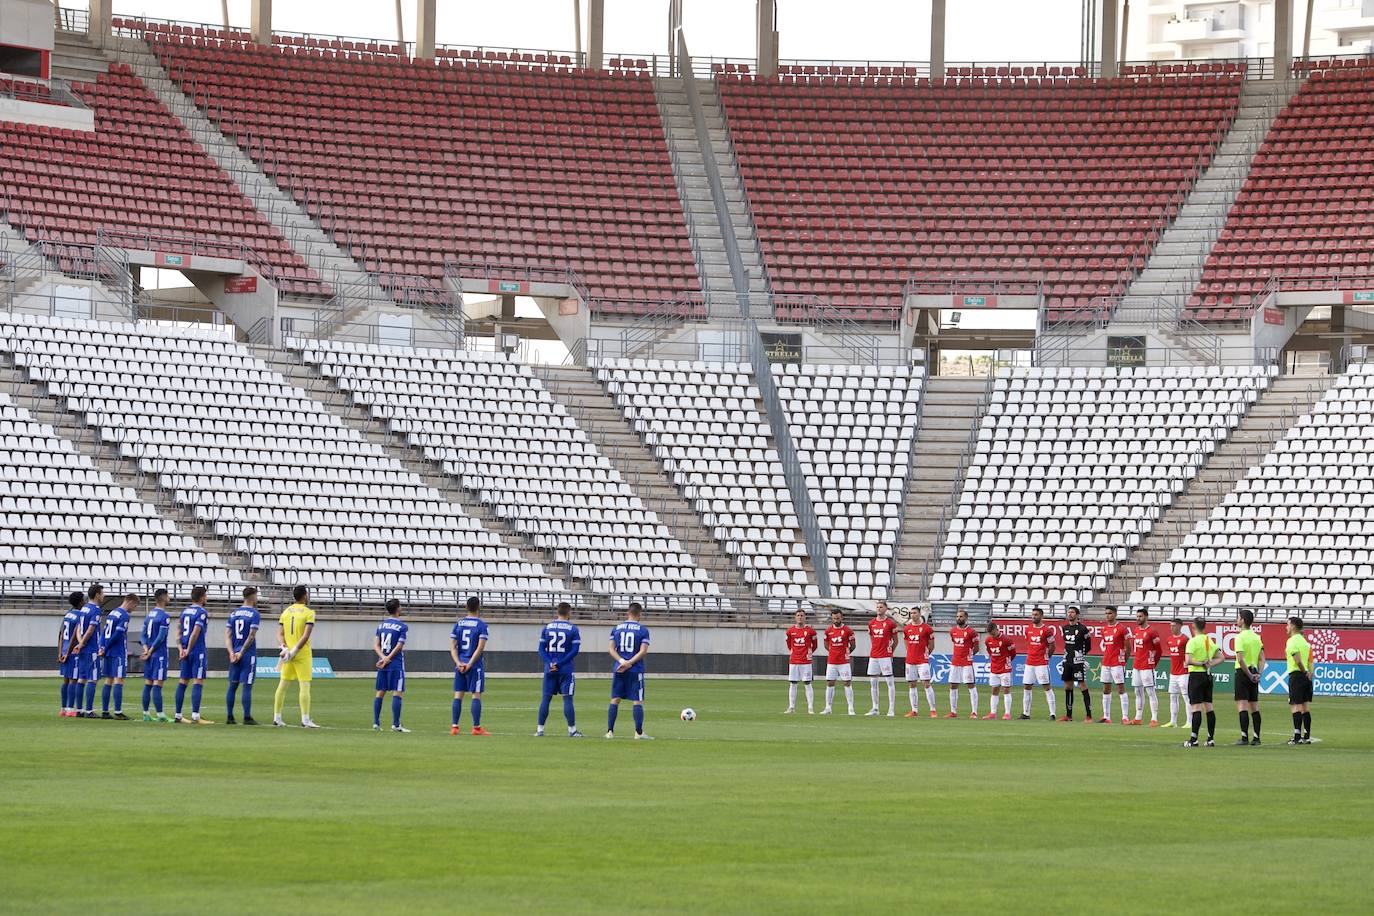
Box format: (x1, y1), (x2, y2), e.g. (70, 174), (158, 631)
(2, 677), (1371, 914)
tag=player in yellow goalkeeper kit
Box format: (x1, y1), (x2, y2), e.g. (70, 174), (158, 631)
(274, 585), (319, 728)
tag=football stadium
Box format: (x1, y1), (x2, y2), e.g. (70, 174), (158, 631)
(3, 0), (1374, 912)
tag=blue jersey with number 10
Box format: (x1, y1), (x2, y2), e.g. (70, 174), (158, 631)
(610, 621), (650, 674)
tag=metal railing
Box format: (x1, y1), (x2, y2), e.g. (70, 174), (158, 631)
(56, 5), (88, 33)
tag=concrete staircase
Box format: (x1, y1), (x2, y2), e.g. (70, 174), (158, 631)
(51, 29), (110, 83)
(101, 37), (376, 301)
(890, 378), (988, 603)
(538, 365), (755, 604)
(0, 354), (257, 581)
(1101, 374), (1331, 606)
(252, 346), (578, 592)
(1112, 78), (1293, 324)
(654, 77), (769, 303)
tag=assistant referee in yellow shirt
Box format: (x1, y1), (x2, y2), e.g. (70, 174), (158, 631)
(273, 585), (319, 728)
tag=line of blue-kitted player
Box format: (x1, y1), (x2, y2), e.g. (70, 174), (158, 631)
(55, 584), (657, 738)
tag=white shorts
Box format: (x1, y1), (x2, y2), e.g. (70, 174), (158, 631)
(825, 663), (853, 682)
(867, 657), (894, 677)
(905, 662), (932, 682)
(1132, 668), (1157, 688)
(1022, 664), (1050, 686)
(948, 665), (975, 685)
(788, 664), (814, 683)
(1168, 673), (1189, 695)
(988, 672), (1012, 688)
(1101, 665), (1126, 685)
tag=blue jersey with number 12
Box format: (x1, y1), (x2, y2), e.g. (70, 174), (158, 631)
(610, 621), (650, 674)
(226, 606), (261, 656)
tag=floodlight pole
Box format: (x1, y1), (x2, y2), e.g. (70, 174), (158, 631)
(394, 0), (406, 54)
(756, 0), (778, 78)
(251, 0), (272, 46)
(1273, 0), (1294, 76)
(930, 0), (946, 80)
(574, 0), (583, 60)
(416, 0), (437, 60)
(588, 0), (605, 69)
(88, 0), (111, 46)
(1100, 0), (1119, 78)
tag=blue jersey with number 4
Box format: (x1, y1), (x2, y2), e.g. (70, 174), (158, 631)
(451, 617), (489, 666)
(610, 622), (650, 674)
(226, 606), (261, 656)
(539, 620), (581, 674)
(376, 617), (408, 669)
(142, 609), (170, 654)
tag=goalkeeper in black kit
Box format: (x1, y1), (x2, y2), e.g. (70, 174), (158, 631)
(1059, 606), (1093, 722)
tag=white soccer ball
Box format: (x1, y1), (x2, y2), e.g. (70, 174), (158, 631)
(680, 707), (696, 722)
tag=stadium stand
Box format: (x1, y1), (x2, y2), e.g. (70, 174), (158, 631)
(0, 64), (325, 297)
(595, 358), (813, 602)
(1190, 60), (1374, 321)
(0, 313), (562, 599)
(140, 25), (699, 306)
(776, 363), (924, 598)
(0, 390), (238, 589)
(1134, 363), (1374, 619)
(928, 366), (1274, 605)
(291, 338), (724, 604)
(716, 67), (1244, 321)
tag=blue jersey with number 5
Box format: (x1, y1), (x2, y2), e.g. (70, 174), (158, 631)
(610, 622), (649, 674)
(376, 617), (408, 669)
(226, 606), (261, 656)
(451, 616), (488, 666)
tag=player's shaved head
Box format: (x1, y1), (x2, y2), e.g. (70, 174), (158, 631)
(67, 591), (84, 609)
(985, 621), (998, 635)
(122, 594), (139, 607)
(190, 586), (207, 603)
(1191, 616), (1206, 634)
(154, 588), (168, 603)
(242, 587), (258, 603)
(466, 596), (481, 614)
(793, 609), (806, 622)
(627, 602), (643, 619)
(1288, 616), (1303, 632)
(294, 585), (309, 603)
(556, 601), (571, 618)
(875, 601), (888, 616)
(955, 609), (967, 624)
(1237, 608), (1254, 628)
(386, 598), (402, 615)
(87, 583), (103, 602)
(1031, 607), (1044, 622)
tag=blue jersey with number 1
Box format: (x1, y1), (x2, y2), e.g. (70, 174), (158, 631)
(610, 622), (650, 674)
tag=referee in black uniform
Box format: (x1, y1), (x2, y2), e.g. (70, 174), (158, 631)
(1184, 616), (1223, 748)
(1060, 605), (1092, 721)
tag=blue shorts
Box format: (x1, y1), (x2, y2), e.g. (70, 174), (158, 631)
(144, 653), (168, 682)
(227, 656), (256, 685)
(99, 654), (127, 679)
(611, 671), (645, 702)
(76, 652), (99, 681)
(543, 669), (576, 698)
(453, 666), (485, 694)
(59, 655), (78, 679)
(179, 652), (207, 681)
(375, 665), (406, 692)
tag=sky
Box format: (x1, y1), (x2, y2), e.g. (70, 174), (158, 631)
(84, 1), (1090, 64)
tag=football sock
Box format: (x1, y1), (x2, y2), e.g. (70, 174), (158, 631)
(968, 688), (978, 716)
(242, 684), (252, 718)
(470, 698), (482, 727)
(537, 694), (552, 727)
(1303, 711), (1311, 739)
(298, 682), (311, 719)
(1065, 688), (1074, 716)
(1046, 690), (1057, 718)
(190, 683), (203, 715)
(153, 686), (163, 713)
(562, 694), (575, 728)
(1003, 693), (1012, 716)
(1023, 691), (1032, 716)
(803, 683), (814, 710)
(826, 686), (835, 709)
(60, 681), (67, 711)
(85, 681), (96, 711)
(632, 704), (644, 734)
(925, 685), (936, 711)
(1147, 687), (1158, 721)
(885, 676), (896, 713)
(1169, 692), (1180, 725)
(909, 686), (919, 712)
(1102, 692), (1112, 719)
(1292, 711), (1302, 739)
(273, 679), (287, 718)
(101, 683), (111, 714)
(227, 682), (239, 719)
(788, 682), (798, 709)
(1190, 710), (1202, 741)
(452, 698), (463, 726)
(870, 679), (879, 709)
(392, 695), (403, 728)
(175, 682), (187, 715)
(1081, 690), (1093, 718)
(843, 685), (854, 712)
(141, 683), (152, 712)
(948, 688), (958, 714)
(1251, 710), (1261, 739)
(1239, 710), (1250, 739)
(374, 696), (384, 727)
(112, 684), (122, 713)
(1206, 710), (1216, 740)
(1134, 687), (1145, 720)
(607, 703), (619, 732)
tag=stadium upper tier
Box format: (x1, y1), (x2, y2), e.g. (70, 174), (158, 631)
(0, 64), (325, 297)
(1191, 60), (1374, 321)
(717, 67), (1244, 321)
(143, 26), (698, 307)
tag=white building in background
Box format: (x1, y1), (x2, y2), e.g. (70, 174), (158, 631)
(1127, 0), (1374, 61)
